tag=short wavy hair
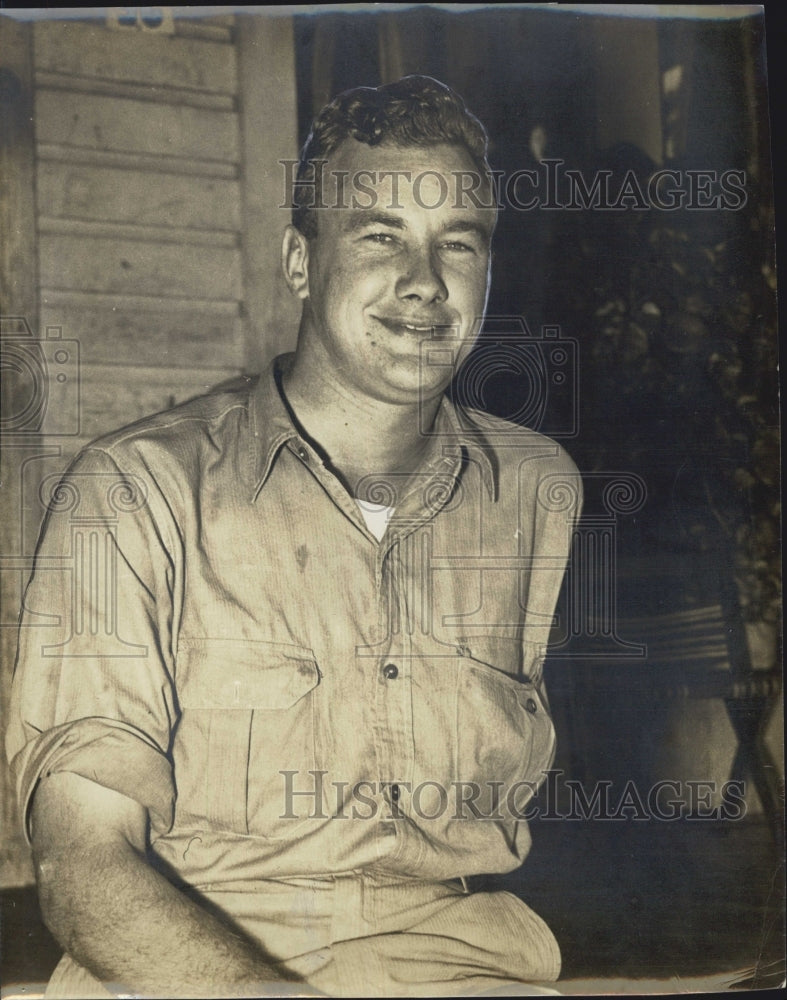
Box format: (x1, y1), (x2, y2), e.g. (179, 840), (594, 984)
(292, 75), (492, 239)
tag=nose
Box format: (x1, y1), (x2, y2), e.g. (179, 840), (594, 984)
(395, 245), (448, 304)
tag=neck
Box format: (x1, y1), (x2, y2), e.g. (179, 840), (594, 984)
(281, 347), (443, 495)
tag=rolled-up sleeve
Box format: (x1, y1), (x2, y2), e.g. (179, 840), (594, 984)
(6, 445), (179, 841)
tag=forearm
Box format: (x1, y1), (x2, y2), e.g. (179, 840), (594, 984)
(31, 773), (300, 998)
(37, 840), (288, 997)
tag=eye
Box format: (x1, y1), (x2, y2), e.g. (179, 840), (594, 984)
(441, 240), (475, 253)
(364, 232), (396, 244)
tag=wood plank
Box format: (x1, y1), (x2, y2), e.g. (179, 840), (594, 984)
(37, 161), (240, 230)
(35, 90), (239, 161)
(40, 289), (240, 315)
(33, 20), (237, 93)
(0, 15), (38, 891)
(35, 70), (235, 111)
(236, 14), (300, 372)
(3, 444), (69, 578)
(39, 218), (239, 250)
(184, 13), (236, 29)
(38, 143), (238, 179)
(72, 364), (244, 443)
(39, 235), (243, 299)
(175, 20), (234, 44)
(39, 304), (245, 370)
(0, 22), (37, 319)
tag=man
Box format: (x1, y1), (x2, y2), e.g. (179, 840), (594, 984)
(7, 76), (581, 997)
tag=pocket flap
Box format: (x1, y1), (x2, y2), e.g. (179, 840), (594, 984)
(462, 636), (546, 685)
(177, 639), (319, 710)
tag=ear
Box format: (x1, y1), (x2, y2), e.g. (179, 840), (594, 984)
(281, 225), (310, 300)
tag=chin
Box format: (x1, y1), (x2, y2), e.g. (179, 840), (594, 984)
(383, 375), (449, 405)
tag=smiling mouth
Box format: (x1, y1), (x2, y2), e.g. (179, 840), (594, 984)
(374, 316), (456, 336)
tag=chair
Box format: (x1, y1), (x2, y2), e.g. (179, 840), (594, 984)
(550, 548), (783, 844)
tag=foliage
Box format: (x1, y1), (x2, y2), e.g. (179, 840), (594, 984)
(548, 161), (780, 624)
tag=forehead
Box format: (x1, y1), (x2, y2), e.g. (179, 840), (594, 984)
(320, 138), (496, 227)
(328, 138), (481, 175)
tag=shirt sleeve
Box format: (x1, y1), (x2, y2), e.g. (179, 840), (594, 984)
(522, 442), (584, 688)
(5, 444), (180, 842)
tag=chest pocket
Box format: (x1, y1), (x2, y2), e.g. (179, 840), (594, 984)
(175, 639), (320, 837)
(455, 638), (555, 820)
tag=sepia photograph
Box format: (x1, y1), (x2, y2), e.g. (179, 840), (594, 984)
(0, 4), (783, 997)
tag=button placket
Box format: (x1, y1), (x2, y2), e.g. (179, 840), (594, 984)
(377, 540), (415, 817)
(371, 542), (402, 829)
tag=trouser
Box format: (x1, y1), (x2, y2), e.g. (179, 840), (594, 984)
(45, 871), (561, 998)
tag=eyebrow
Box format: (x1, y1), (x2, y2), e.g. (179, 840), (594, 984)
(440, 220), (494, 240)
(344, 211), (406, 233)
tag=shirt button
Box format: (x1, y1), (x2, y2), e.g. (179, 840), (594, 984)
(390, 783), (400, 802)
(525, 697), (538, 714)
(296, 444), (309, 461)
(383, 663), (399, 680)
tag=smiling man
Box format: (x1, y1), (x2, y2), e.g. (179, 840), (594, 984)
(8, 76), (581, 998)
(280, 135), (494, 503)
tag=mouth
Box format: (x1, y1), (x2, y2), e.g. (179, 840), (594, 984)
(373, 315), (456, 337)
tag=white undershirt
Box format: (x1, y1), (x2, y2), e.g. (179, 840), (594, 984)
(354, 499), (395, 541)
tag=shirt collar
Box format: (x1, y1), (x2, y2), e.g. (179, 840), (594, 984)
(248, 354), (498, 503)
(248, 354), (300, 501)
(431, 394), (499, 502)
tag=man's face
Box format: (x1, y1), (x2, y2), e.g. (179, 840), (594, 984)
(292, 139), (496, 406)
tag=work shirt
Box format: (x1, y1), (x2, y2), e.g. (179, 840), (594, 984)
(7, 354), (582, 892)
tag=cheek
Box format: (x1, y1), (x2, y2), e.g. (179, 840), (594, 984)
(465, 263), (491, 301)
(445, 259), (488, 301)
(323, 261), (385, 306)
